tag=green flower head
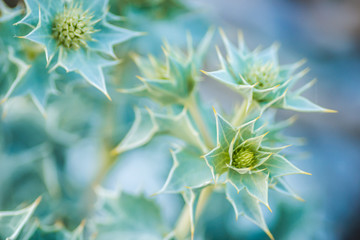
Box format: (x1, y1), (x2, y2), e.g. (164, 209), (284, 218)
(203, 110), (310, 239)
(203, 29), (336, 113)
(52, 4), (98, 50)
(119, 29), (214, 105)
(17, 0), (141, 97)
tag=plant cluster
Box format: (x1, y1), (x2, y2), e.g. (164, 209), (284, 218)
(0, 0), (334, 239)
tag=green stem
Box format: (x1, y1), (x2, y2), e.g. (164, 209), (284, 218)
(231, 100), (255, 127)
(184, 94), (214, 150)
(92, 103), (118, 187)
(174, 185), (214, 240)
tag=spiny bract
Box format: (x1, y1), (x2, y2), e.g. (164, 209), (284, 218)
(119, 29), (214, 105)
(203, 29), (335, 113)
(16, 0), (141, 97)
(202, 110), (310, 239)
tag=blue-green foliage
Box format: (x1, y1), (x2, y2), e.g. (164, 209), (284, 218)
(0, 0), (335, 239)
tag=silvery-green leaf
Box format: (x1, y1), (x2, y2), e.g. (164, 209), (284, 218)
(281, 94), (336, 113)
(113, 107), (206, 155)
(219, 29), (248, 74)
(153, 109), (207, 152)
(262, 154), (310, 178)
(26, 220), (85, 240)
(21, 11), (58, 62)
(120, 31), (213, 105)
(225, 183), (273, 240)
(214, 110), (237, 149)
(239, 133), (267, 152)
(158, 146), (212, 194)
(81, 0), (108, 18)
(270, 177), (304, 201)
(88, 20), (142, 57)
(17, 0), (140, 97)
(16, 0), (63, 27)
(3, 51), (57, 116)
(53, 48), (118, 98)
(204, 146), (230, 180)
(112, 107), (157, 155)
(1, 48), (29, 102)
(205, 30), (334, 112)
(228, 170), (269, 208)
(94, 188), (167, 240)
(0, 197), (41, 240)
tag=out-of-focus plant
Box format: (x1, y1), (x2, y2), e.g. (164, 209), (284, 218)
(0, 0), (335, 239)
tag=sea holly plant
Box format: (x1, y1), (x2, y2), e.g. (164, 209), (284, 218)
(0, 0), (336, 239)
(202, 30), (336, 115)
(119, 28), (214, 106)
(16, 0), (141, 97)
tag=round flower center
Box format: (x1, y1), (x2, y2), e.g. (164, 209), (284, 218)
(52, 6), (97, 50)
(232, 148), (255, 168)
(244, 62), (279, 89)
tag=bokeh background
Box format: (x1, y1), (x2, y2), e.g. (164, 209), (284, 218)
(1, 0), (359, 239)
(111, 0), (360, 239)
(196, 1), (360, 239)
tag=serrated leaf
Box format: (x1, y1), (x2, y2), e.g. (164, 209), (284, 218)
(52, 48), (117, 97)
(205, 30), (334, 112)
(25, 220), (85, 240)
(3, 51), (57, 116)
(226, 183), (273, 240)
(204, 146), (230, 180)
(214, 111), (237, 149)
(113, 108), (206, 155)
(158, 146), (212, 193)
(271, 177), (304, 201)
(121, 30), (213, 105)
(262, 154), (309, 178)
(228, 170), (269, 208)
(17, 0), (140, 97)
(88, 19), (142, 57)
(0, 197), (41, 240)
(94, 188), (167, 240)
(112, 107), (157, 155)
(282, 94), (336, 113)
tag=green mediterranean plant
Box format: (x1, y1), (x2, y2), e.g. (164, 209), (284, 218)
(0, 0), (335, 239)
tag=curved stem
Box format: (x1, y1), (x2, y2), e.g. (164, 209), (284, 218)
(184, 94), (214, 150)
(92, 103), (118, 187)
(231, 100), (255, 127)
(174, 185), (214, 240)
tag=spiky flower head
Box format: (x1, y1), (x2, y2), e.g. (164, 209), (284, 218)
(202, 110), (310, 239)
(244, 61), (280, 89)
(16, 0), (141, 98)
(119, 29), (214, 105)
(52, 4), (98, 50)
(203, 29), (335, 113)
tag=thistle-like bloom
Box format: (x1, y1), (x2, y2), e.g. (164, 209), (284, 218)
(16, 0), (141, 97)
(203, 110), (310, 239)
(203, 30), (335, 113)
(119, 29), (214, 104)
(52, 4), (98, 50)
